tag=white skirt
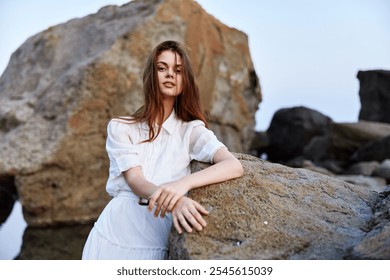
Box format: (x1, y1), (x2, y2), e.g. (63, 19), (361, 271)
(82, 191), (172, 260)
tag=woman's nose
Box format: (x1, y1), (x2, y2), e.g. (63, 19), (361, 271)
(166, 68), (174, 78)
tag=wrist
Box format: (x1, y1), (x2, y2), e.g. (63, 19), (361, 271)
(177, 177), (193, 192)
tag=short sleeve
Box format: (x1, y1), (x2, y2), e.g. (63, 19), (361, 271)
(106, 119), (141, 175)
(189, 121), (226, 163)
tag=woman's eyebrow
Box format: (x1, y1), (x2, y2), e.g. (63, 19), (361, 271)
(157, 61), (182, 67)
(157, 61), (168, 66)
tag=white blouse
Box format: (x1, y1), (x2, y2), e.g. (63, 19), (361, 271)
(105, 110), (226, 197)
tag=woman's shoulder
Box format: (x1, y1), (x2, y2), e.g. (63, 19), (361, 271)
(181, 119), (206, 129)
(110, 116), (135, 123)
(177, 119), (209, 138)
(107, 117), (139, 133)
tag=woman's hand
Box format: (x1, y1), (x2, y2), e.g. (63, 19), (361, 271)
(171, 196), (209, 234)
(148, 180), (191, 218)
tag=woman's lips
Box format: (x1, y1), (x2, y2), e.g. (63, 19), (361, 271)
(163, 82), (175, 88)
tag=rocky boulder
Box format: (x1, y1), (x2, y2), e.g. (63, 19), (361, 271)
(351, 135), (390, 163)
(266, 106), (332, 162)
(329, 121), (390, 161)
(169, 153), (386, 260)
(303, 121), (390, 168)
(358, 70), (390, 124)
(0, 0), (261, 226)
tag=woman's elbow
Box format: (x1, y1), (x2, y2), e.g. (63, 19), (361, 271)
(233, 158), (244, 178)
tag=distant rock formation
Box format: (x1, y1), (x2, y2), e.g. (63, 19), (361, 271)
(169, 154), (390, 259)
(266, 106), (332, 162)
(351, 135), (390, 163)
(358, 70), (390, 123)
(0, 0), (261, 226)
(251, 105), (390, 191)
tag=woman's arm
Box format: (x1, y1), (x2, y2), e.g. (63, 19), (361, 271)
(122, 166), (158, 199)
(148, 148), (244, 217)
(180, 148), (244, 189)
(123, 166), (210, 233)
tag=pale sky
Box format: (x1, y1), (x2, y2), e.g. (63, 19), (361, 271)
(1, 0), (390, 130)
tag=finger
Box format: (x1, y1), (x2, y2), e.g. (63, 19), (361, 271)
(189, 207), (207, 228)
(178, 212), (193, 233)
(154, 192), (169, 217)
(193, 201), (209, 215)
(160, 193), (175, 218)
(172, 215), (182, 234)
(166, 195), (180, 213)
(182, 209), (202, 232)
(148, 189), (161, 212)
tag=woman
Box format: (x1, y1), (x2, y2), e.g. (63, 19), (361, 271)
(82, 40), (244, 260)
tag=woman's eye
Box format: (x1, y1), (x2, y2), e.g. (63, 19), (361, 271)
(158, 67), (166, 71)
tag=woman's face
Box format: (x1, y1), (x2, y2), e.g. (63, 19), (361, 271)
(156, 50), (183, 99)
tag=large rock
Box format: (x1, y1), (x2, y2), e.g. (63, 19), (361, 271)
(266, 106), (332, 162)
(0, 0), (261, 226)
(358, 70), (390, 124)
(169, 153), (383, 259)
(351, 135), (390, 163)
(304, 121), (390, 167)
(329, 121), (390, 161)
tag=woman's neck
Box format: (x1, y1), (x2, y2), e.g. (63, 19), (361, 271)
(159, 98), (175, 125)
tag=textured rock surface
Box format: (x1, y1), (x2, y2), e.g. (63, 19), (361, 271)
(358, 70), (390, 124)
(169, 153), (380, 260)
(346, 187), (390, 259)
(0, 0), (261, 226)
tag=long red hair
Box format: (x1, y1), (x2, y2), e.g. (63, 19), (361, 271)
(131, 40), (207, 142)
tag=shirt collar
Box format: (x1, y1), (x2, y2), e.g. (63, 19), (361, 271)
(162, 109), (178, 134)
(138, 110), (178, 135)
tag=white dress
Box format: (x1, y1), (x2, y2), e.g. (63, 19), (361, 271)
(82, 110), (225, 259)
